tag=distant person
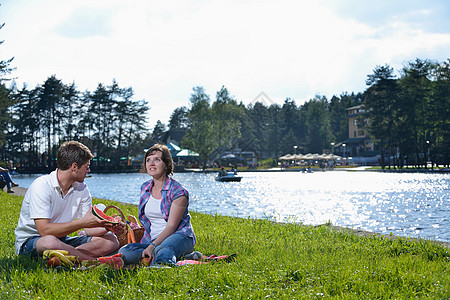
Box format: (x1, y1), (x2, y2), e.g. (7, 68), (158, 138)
(232, 166), (238, 175)
(219, 166), (227, 177)
(119, 144), (196, 266)
(15, 141), (122, 260)
(0, 166), (19, 193)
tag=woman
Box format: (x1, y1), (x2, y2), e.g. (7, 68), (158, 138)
(119, 144), (196, 266)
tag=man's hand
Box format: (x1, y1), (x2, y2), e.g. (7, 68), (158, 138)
(79, 206), (113, 228)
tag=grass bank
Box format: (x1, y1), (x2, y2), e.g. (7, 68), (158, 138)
(1, 192), (449, 299)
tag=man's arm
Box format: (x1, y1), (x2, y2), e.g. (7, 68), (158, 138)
(35, 218), (87, 237)
(35, 208), (113, 237)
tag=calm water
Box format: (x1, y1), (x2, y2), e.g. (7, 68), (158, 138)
(14, 171), (450, 242)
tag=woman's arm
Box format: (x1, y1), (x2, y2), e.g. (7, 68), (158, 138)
(142, 195), (187, 260)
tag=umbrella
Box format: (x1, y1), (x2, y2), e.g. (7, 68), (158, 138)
(279, 154), (294, 160)
(293, 154), (306, 160)
(320, 154), (333, 160)
(303, 153), (314, 160)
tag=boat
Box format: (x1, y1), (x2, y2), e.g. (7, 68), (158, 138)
(215, 172), (242, 182)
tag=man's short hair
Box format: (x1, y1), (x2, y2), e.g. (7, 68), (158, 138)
(57, 141), (94, 170)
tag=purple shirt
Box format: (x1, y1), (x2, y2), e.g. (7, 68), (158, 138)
(138, 176), (196, 245)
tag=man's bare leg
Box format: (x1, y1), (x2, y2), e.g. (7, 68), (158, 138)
(35, 233), (120, 261)
(76, 233), (120, 258)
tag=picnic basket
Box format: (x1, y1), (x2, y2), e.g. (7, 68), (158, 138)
(104, 205), (145, 247)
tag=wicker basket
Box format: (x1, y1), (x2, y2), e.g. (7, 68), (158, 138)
(104, 205), (145, 247)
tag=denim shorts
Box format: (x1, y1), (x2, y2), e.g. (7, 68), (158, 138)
(19, 235), (92, 258)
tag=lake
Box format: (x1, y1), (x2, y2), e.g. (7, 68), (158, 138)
(13, 170), (450, 243)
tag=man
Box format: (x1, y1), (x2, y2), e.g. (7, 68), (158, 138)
(219, 166), (227, 177)
(15, 141), (121, 261)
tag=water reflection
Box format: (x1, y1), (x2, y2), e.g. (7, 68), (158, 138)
(14, 171), (449, 242)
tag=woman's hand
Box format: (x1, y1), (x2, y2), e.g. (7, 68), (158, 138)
(109, 221), (126, 235)
(142, 244), (156, 263)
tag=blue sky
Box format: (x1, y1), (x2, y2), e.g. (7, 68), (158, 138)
(1, 0), (449, 129)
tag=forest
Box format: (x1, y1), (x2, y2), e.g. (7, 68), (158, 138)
(1, 39), (449, 171)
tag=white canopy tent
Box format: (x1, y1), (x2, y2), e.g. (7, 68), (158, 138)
(279, 153), (341, 161)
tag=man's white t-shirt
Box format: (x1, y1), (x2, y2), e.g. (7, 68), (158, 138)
(14, 170), (92, 254)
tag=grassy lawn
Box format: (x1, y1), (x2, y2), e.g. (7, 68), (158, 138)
(1, 192), (449, 299)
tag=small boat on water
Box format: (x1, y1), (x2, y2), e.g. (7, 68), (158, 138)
(215, 172), (242, 182)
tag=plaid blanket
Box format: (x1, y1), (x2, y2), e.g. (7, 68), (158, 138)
(176, 254), (237, 266)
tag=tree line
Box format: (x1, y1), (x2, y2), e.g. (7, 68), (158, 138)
(1, 36), (448, 170)
(1, 75), (150, 171)
(159, 86), (361, 164)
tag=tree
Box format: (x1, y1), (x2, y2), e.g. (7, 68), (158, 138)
(182, 87), (217, 164)
(0, 21), (14, 150)
(279, 98), (303, 155)
(37, 75), (65, 168)
(364, 64), (399, 168)
(0, 83), (12, 149)
(430, 59), (450, 166)
(112, 86), (149, 163)
(60, 82), (80, 141)
(168, 107), (189, 130)
(266, 104), (285, 160)
(8, 85), (41, 166)
(211, 86), (244, 152)
(242, 102), (270, 157)
(398, 59), (434, 167)
(302, 96), (332, 153)
(76, 90), (95, 144)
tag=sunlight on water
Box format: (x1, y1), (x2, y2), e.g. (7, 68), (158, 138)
(14, 171), (450, 242)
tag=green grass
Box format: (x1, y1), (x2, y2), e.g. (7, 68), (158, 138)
(1, 192), (450, 299)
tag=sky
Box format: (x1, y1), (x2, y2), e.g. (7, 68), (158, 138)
(1, 0), (449, 130)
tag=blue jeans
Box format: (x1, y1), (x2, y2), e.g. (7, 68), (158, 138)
(118, 233), (194, 266)
(0, 172), (13, 189)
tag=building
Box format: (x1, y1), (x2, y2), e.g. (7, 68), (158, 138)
(333, 105), (378, 163)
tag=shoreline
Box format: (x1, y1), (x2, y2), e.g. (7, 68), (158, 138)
(14, 166), (450, 175)
(1, 186), (27, 196)
(6, 186), (449, 249)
